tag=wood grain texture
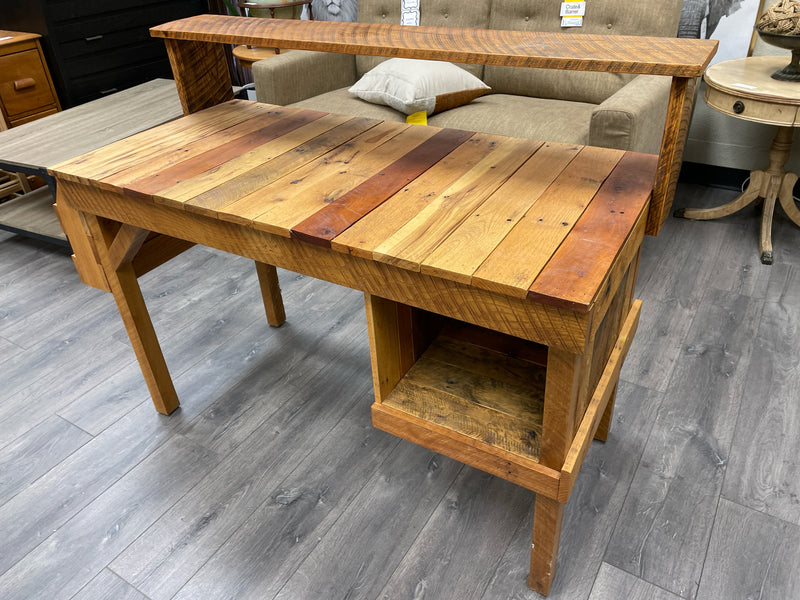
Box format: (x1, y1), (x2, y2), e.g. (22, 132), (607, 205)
(606, 289), (761, 600)
(649, 77), (695, 235)
(722, 264), (800, 526)
(589, 563), (683, 600)
(419, 140), (570, 284)
(85, 215), (179, 415)
(382, 335), (546, 460)
(378, 469), (532, 600)
(330, 134), (508, 260)
(471, 146), (624, 299)
(71, 569), (150, 600)
(529, 495), (564, 596)
(0, 415), (91, 506)
(0, 435), (217, 600)
(371, 136), (538, 273)
(254, 261), (285, 327)
(164, 38), (233, 115)
(291, 128), (474, 247)
(528, 152), (656, 313)
(695, 499), (800, 600)
(150, 16), (717, 77)
(57, 180), (592, 353)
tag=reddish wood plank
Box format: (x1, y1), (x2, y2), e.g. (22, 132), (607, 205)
(121, 109), (328, 198)
(527, 152), (657, 312)
(290, 128), (474, 247)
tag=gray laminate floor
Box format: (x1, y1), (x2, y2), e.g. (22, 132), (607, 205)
(1, 182), (798, 600)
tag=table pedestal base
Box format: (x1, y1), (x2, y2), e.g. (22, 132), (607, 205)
(675, 126), (800, 264)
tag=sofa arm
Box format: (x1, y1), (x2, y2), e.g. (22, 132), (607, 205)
(252, 50), (357, 106)
(589, 74), (673, 154)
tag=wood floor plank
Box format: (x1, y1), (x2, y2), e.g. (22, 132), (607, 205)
(722, 263), (800, 526)
(0, 434), (218, 600)
(481, 382), (663, 600)
(72, 569), (149, 600)
(0, 335), (19, 366)
(589, 563), (683, 600)
(268, 445), (463, 600)
(605, 290), (762, 600)
(378, 469), (531, 600)
(0, 415), (91, 507)
(117, 373), (385, 600)
(695, 498), (800, 600)
(0, 400), (185, 575)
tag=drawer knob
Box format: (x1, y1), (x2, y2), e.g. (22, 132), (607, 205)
(13, 78), (36, 91)
(733, 100), (745, 114)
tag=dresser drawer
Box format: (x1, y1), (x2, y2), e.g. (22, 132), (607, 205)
(0, 48), (58, 119)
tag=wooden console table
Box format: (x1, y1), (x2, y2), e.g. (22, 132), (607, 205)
(49, 17), (716, 596)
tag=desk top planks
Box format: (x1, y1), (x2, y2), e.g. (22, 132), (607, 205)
(50, 102), (656, 314)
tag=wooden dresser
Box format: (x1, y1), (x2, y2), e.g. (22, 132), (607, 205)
(0, 31), (60, 129)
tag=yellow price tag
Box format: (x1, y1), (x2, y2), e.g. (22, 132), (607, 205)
(406, 111), (428, 125)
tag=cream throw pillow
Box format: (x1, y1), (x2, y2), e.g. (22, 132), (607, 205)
(348, 58), (490, 116)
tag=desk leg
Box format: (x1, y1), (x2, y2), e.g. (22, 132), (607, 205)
(85, 215), (180, 415)
(255, 262), (286, 327)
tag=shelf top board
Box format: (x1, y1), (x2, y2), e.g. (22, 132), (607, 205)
(150, 14), (717, 77)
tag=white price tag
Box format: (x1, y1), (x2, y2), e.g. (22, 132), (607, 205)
(402, 0), (420, 25)
(560, 2), (586, 16)
(561, 16), (584, 27)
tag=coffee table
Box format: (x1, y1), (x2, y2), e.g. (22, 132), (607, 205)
(675, 56), (800, 264)
(0, 79), (183, 252)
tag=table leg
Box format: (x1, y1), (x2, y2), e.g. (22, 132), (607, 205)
(675, 170), (766, 221)
(85, 214), (180, 415)
(255, 261), (286, 327)
(529, 495), (565, 595)
(778, 171), (800, 228)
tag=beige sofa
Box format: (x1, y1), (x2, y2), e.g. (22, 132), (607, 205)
(253, 0), (684, 154)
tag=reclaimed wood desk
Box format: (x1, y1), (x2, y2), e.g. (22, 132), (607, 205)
(53, 101), (648, 595)
(49, 16), (717, 596)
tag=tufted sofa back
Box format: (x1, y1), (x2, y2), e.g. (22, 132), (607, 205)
(355, 0), (683, 103)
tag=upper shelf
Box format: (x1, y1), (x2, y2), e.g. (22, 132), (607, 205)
(151, 15), (717, 77)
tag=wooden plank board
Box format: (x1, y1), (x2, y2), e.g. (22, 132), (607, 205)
(50, 100), (266, 184)
(528, 152), (657, 312)
(246, 123), (440, 236)
(472, 146), (625, 298)
(330, 133), (511, 259)
(103, 108), (324, 194)
(290, 128), (474, 247)
(420, 141), (578, 284)
(156, 113), (360, 209)
(151, 16), (718, 77)
(383, 337), (545, 460)
(371, 136), (538, 272)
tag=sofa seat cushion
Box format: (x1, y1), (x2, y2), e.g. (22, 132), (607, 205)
(428, 94), (596, 145)
(291, 91), (598, 147)
(291, 88), (408, 122)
